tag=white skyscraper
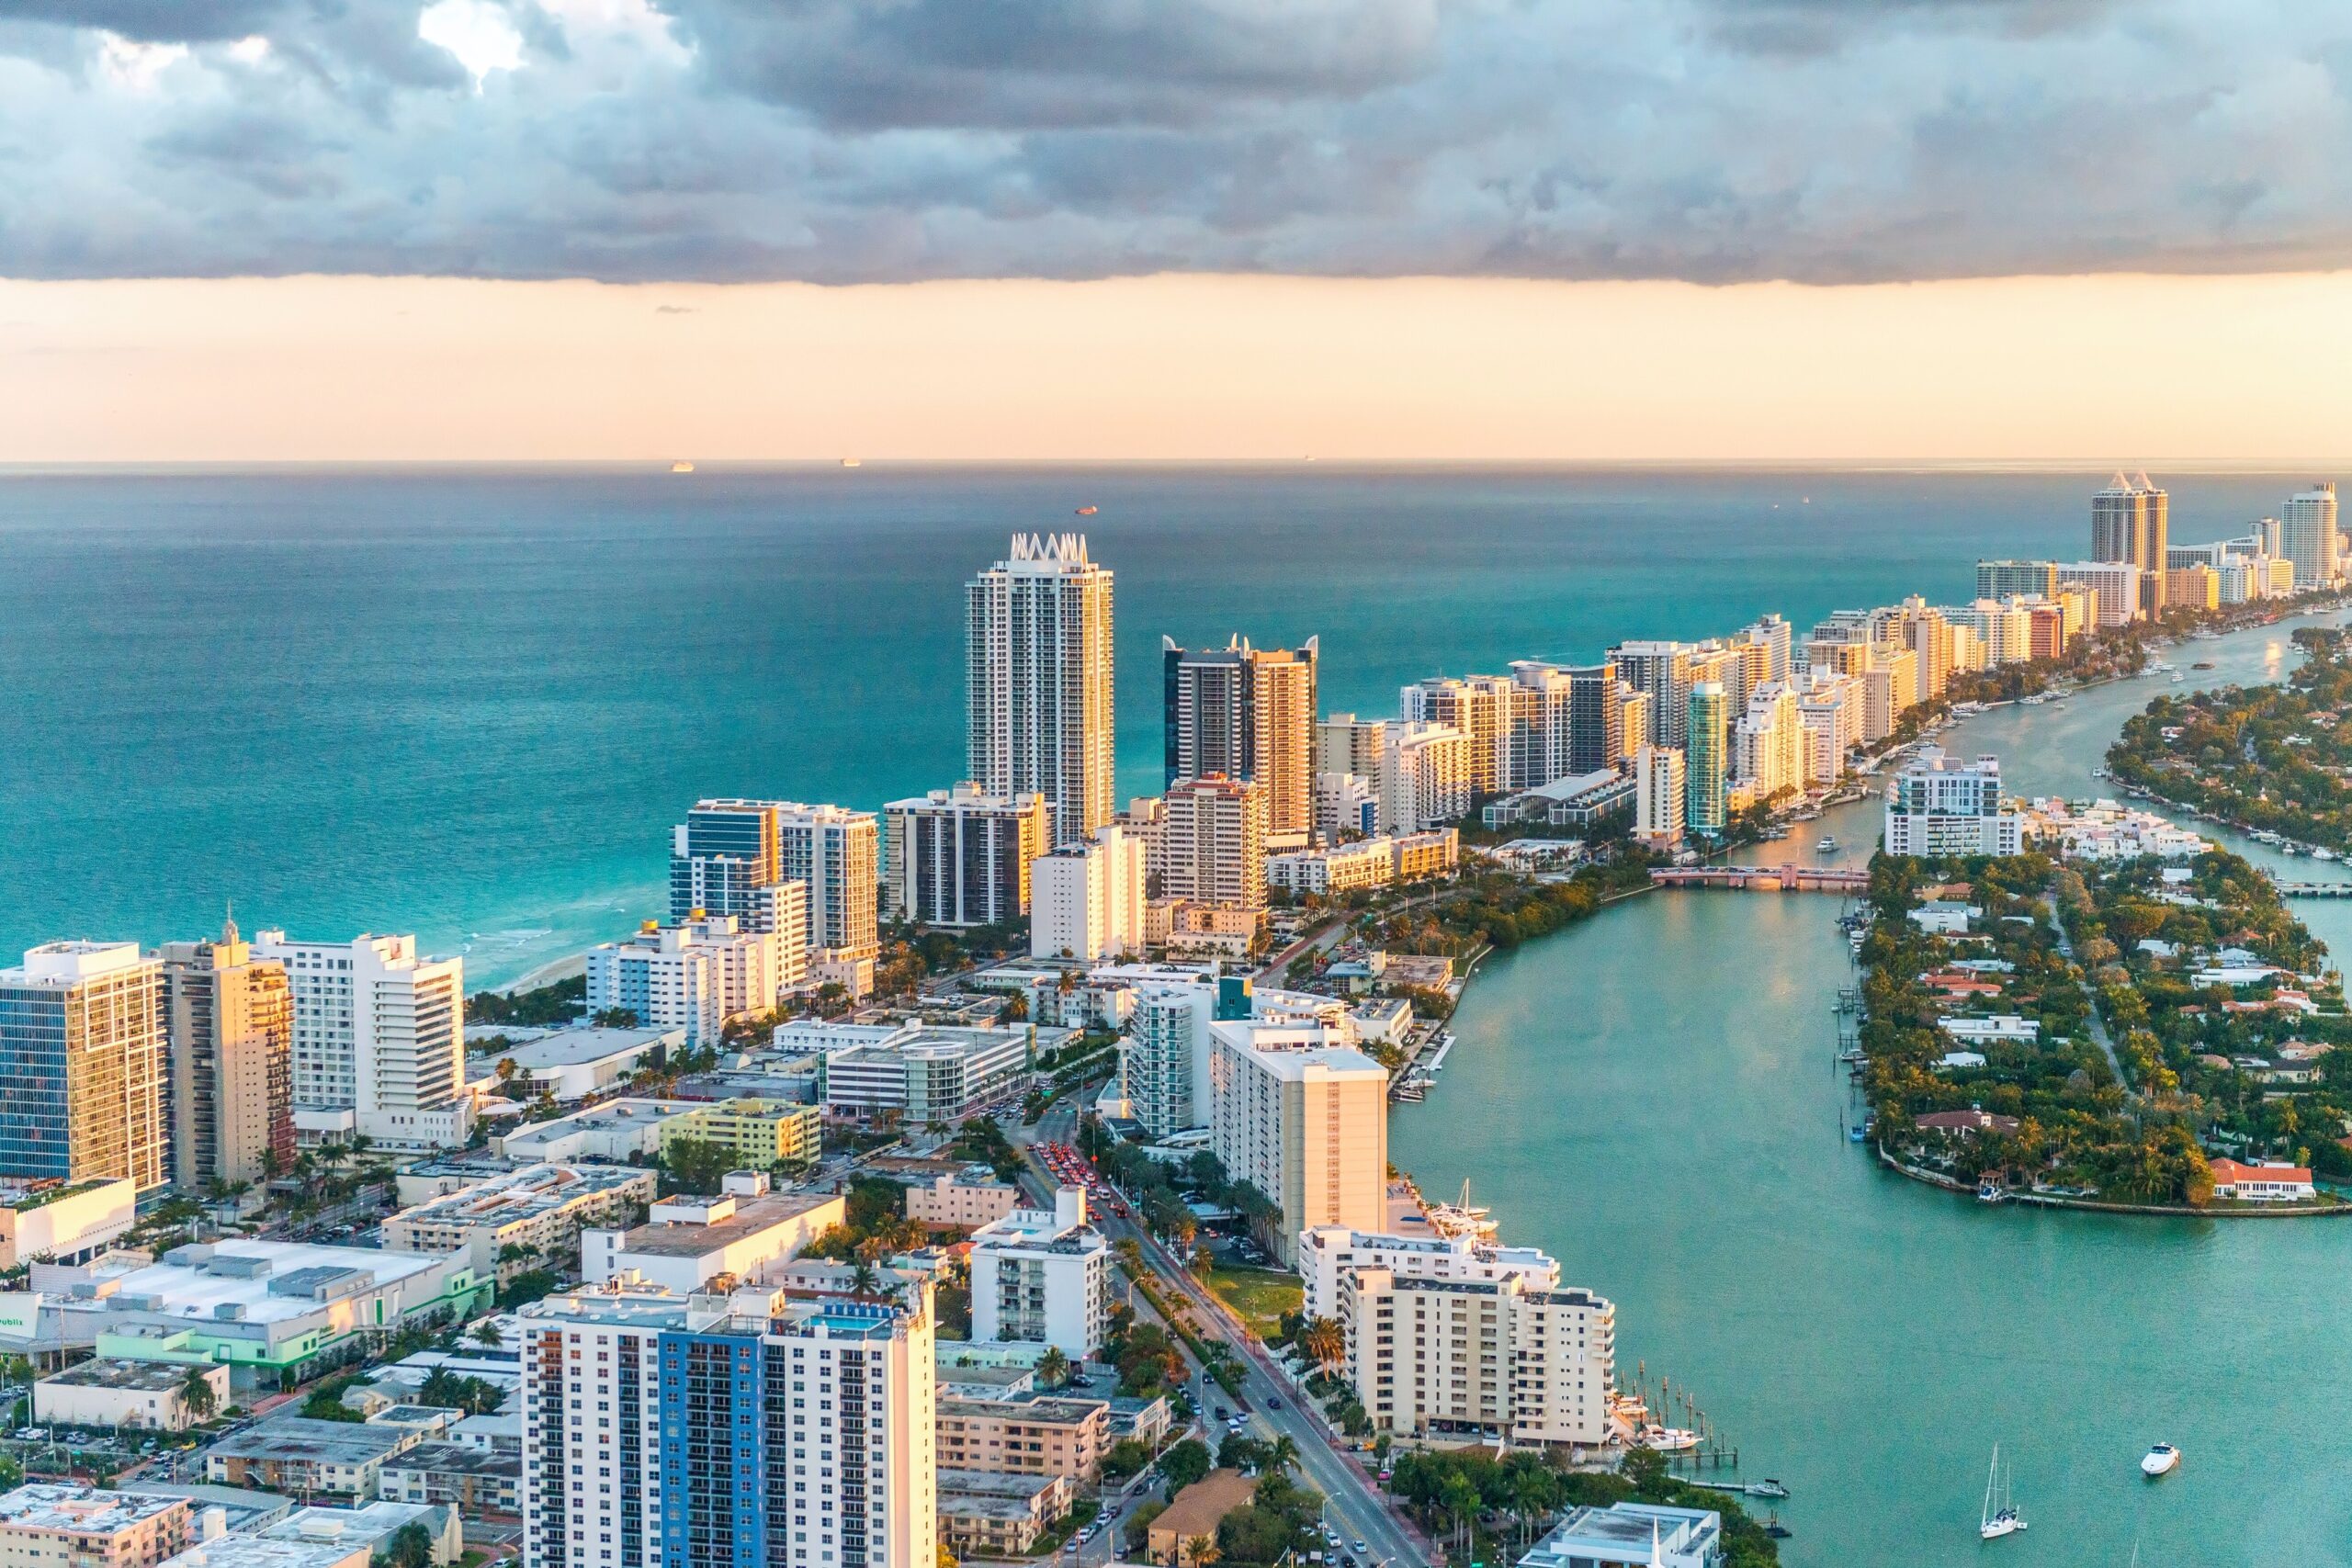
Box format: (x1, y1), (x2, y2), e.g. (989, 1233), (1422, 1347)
(520, 1283), (685, 1568)
(967, 534), (1115, 847)
(1122, 983), (1216, 1136)
(967, 1187), (1111, 1358)
(2281, 482), (2341, 589)
(1207, 1021), (1389, 1266)
(251, 931), (470, 1149)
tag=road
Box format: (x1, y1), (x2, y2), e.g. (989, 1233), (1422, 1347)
(1020, 1104), (1432, 1568)
(2047, 890), (2134, 1094)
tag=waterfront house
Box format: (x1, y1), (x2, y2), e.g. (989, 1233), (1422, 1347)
(1521, 1502), (1723, 1568)
(1939, 1014), (2040, 1044)
(1937, 1051), (1989, 1070)
(1908, 900), (1981, 934)
(2208, 1158), (2316, 1201)
(1916, 1110), (2020, 1136)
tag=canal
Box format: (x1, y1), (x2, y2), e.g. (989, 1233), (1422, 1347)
(1390, 611), (2352, 1567)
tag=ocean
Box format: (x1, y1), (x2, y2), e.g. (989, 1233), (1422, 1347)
(0, 462), (2317, 985)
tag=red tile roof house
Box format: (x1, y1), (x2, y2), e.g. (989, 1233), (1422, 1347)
(2207, 1158), (2316, 1201)
(1919, 969), (2005, 998)
(1916, 1110), (2021, 1136)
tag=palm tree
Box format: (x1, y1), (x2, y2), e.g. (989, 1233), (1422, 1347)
(1181, 1537), (1219, 1568)
(1298, 1316), (1345, 1375)
(1264, 1434), (1299, 1473)
(1035, 1347), (1071, 1390)
(848, 1261), (880, 1299)
(472, 1319), (504, 1348)
(177, 1368), (218, 1422)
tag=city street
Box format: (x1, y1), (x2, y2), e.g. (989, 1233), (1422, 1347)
(1018, 1104), (1430, 1568)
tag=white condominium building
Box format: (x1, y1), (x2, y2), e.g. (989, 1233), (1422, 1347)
(251, 931), (468, 1150)
(1297, 1224), (1562, 1324)
(1884, 748), (2022, 856)
(1311, 773), (1379, 844)
(1734, 684), (1804, 796)
(585, 915), (797, 1049)
(1399, 676), (1516, 798)
(1314, 714), (1388, 784)
(1797, 675), (1860, 784)
(1505, 663), (1577, 788)
(1160, 774), (1269, 909)
(1737, 614), (1792, 684)
(670, 797), (876, 989)
(1378, 722), (1471, 834)
(519, 1284), (684, 1568)
(967, 534), (1116, 848)
(968, 1188), (1110, 1359)
(883, 784), (1052, 930)
(2281, 482), (2341, 589)
(1122, 984), (1217, 1138)
(2056, 560), (2143, 627)
(1633, 746), (1685, 848)
(1206, 1021), (1388, 1266)
(1029, 828), (1147, 962)
(1339, 1270), (1615, 1449)
(1265, 829), (1459, 897)
(1611, 642), (1694, 750)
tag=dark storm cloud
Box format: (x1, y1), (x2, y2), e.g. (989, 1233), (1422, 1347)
(5, 0), (2352, 286)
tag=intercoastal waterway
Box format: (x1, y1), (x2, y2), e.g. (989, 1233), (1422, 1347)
(1392, 611), (2352, 1568)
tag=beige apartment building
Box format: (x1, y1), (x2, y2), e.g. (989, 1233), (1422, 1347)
(934, 1394), (1111, 1481)
(0, 943), (168, 1195)
(1339, 1269), (1616, 1449)
(1206, 1021), (1388, 1266)
(162, 919), (293, 1189)
(906, 1172), (1023, 1230)
(0, 1485), (191, 1568)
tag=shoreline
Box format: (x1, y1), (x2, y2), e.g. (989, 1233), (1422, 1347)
(1872, 1144), (2350, 1218)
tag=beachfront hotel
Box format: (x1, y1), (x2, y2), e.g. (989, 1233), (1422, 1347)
(160, 919), (294, 1191)
(668, 798), (878, 994)
(0, 942), (168, 1194)
(967, 534), (1116, 849)
(250, 930), (469, 1151)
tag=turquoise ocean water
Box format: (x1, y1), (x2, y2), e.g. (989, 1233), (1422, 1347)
(1, 461), (2314, 986)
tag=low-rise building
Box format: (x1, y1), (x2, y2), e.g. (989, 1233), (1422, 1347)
(378, 1442), (519, 1516)
(935, 1471), (1074, 1557)
(579, 1176), (844, 1294)
(1521, 1503), (1723, 1568)
(905, 1172), (1023, 1230)
(661, 1097), (820, 1170)
(0, 1484), (192, 1568)
(201, 1416), (419, 1497)
(381, 1164), (656, 1282)
(2209, 1158), (2316, 1201)
(1146, 1472), (1256, 1566)
(0, 1181), (139, 1269)
(821, 1026), (1036, 1125)
(261, 1504), (461, 1567)
(468, 1026), (681, 1103)
(32, 1359), (229, 1433)
(1266, 830), (1460, 897)
(968, 1189), (1109, 1359)
(491, 1099), (704, 1163)
(29, 1240), (486, 1393)
(107, 1486), (288, 1536)
(158, 1538), (367, 1568)
(934, 1394), (1111, 1481)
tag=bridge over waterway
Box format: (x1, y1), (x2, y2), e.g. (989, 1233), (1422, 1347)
(1651, 863), (1872, 893)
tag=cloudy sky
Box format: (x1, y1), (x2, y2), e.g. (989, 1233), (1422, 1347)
(8, 0), (2352, 457)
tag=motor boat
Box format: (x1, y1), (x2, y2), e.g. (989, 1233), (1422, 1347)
(2142, 1442), (2181, 1477)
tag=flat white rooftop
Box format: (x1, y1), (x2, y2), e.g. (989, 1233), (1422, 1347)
(77, 1240), (445, 1326)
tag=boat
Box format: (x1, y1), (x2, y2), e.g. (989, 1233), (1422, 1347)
(1979, 1444), (2027, 1540)
(2141, 1442), (2181, 1477)
(2192, 660), (2216, 670)
(1634, 1425), (1702, 1451)
(1074, 504), (1098, 516)
(840, 457), (862, 468)
(1751, 1479), (1790, 1499)
(1817, 836), (1840, 853)
(2314, 848), (2340, 863)
(1977, 1180), (2006, 1202)
(1849, 1124), (1867, 1143)
(669, 459), (695, 473)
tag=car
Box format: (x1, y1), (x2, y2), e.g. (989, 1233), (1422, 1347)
(1353, 1541), (1368, 1555)
(1213, 1407), (1229, 1421)
(1266, 1396), (1283, 1410)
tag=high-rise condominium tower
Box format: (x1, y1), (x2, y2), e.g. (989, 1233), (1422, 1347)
(1163, 636), (1317, 844)
(0, 942), (167, 1193)
(2281, 482), (2340, 589)
(1685, 682), (1729, 834)
(250, 931), (467, 1148)
(2092, 472), (2168, 615)
(162, 917), (293, 1189)
(968, 533), (1115, 847)
(672, 798), (878, 985)
(1611, 642), (1693, 750)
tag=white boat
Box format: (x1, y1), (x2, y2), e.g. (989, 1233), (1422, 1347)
(1817, 836), (1839, 853)
(2141, 1442), (2181, 1477)
(1634, 1425), (1702, 1452)
(2314, 848), (2340, 863)
(669, 459), (695, 473)
(1980, 1444), (2026, 1540)
(840, 457), (863, 468)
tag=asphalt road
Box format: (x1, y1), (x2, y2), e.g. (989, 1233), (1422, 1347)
(1020, 1105), (1431, 1568)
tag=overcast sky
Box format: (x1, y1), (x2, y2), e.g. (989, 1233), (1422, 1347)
(8, 0), (2352, 458)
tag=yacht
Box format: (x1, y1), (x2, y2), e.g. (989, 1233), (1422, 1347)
(1980, 1444), (2027, 1540)
(2141, 1442), (2181, 1477)
(2313, 848), (2340, 863)
(1977, 1180), (2006, 1203)
(1634, 1425), (1702, 1451)
(669, 459), (695, 473)
(1817, 835), (1839, 854)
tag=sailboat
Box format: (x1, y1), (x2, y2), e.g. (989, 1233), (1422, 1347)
(1980, 1443), (2027, 1540)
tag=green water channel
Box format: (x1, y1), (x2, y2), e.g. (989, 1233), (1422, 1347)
(1391, 611), (2352, 1567)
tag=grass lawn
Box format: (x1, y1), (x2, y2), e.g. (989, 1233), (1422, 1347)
(1205, 1266), (1302, 1341)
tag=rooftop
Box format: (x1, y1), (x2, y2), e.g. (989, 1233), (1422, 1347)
(939, 1395), (1110, 1426)
(204, 1416), (412, 1465)
(470, 1025), (679, 1071)
(68, 1241), (446, 1327)
(382, 1441), (520, 1479)
(1151, 1471), (1256, 1541)
(263, 1501), (452, 1550)
(388, 1163), (652, 1231)
(38, 1358), (205, 1393)
(611, 1192), (841, 1257)
(936, 1470), (1064, 1503)
(162, 1540), (367, 1568)
(0, 1483), (187, 1534)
